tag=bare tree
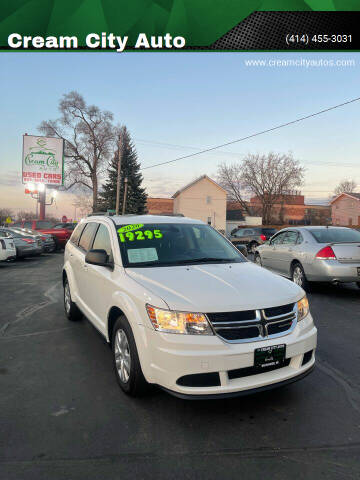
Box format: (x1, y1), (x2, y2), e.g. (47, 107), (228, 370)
(39, 91), (118, 212)
(334, 179), (357, 196)
(216, 162), (252, 215)
(72, 193), (93, 220)
(15, 210), (35, 221)
(241, 153), (305, 225)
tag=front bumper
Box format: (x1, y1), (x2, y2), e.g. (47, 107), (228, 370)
(306, 259), (360, 282)
(143, 314), (317, 397)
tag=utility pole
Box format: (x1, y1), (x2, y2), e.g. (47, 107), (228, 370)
(115, 131), (123, 215)
(39, 186), (46, 220)
(122, 177), (128, 215)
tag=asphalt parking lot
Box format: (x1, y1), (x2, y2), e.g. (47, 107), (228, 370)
(1, 254), (360, 480)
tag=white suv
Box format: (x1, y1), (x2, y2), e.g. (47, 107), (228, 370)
(63, 215), (317, 399)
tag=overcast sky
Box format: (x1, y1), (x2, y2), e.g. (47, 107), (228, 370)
(0, 52), (359, 219)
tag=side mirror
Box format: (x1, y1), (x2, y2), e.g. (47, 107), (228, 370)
(85, 249), (113, 268)
(236, 244), (248, 257)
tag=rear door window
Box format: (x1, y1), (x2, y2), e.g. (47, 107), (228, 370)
(282, 231), (298, 245)
(78, 223), (98, 252)
(70, 223), (86, 246)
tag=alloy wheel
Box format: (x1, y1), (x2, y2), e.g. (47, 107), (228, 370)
(64, 283), (71, 314)
(293, 266), (304, 287)
(114, 329), (131, 383)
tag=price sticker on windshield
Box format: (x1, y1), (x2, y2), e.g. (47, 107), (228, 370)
(118, 225), (163, 243)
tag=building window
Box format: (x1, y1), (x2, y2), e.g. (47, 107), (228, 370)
(206, 196), (212, 204)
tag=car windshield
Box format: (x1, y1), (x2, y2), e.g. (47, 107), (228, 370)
(115, 223), (246, 267)
(309, 228), (360, 243)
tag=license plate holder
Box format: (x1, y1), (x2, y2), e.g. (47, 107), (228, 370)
(254, 344), (286, 368)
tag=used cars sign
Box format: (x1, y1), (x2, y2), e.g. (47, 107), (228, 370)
(22, 135), (64, 186)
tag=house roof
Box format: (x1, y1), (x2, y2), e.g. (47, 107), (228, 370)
(330, 192), (360, 204)
(172, 175), (226, 198)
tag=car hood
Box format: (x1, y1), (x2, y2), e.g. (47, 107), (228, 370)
(126, 261), (304, 312)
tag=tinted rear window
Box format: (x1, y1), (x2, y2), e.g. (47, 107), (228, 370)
(261, 228), (277, 235)
(36, 221), (54, 229)
(310, 228), (360, 243)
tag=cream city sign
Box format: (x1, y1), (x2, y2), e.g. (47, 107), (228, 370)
(22, 135), (64, 186)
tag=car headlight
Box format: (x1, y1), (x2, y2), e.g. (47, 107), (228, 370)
(146, 305), (213, 335)
(297, 296), (309, 321)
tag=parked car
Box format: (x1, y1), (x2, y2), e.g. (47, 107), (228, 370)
(0, 227), (42, 258)
(12, 220), (70, 250)
(10, 227), (56, 253)
(0, 231), (17, 261)
(228, 227), (278, 253)
(254, 226), (360, 290)
(63, 215), (316, 399)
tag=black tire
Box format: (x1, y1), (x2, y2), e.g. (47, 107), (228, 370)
(291, 262), (310, 292)
(112, 315), (148, 397)
(63, 277), (82, 321)
(254, 253), (262, 266)
(248, 241), (259, 254)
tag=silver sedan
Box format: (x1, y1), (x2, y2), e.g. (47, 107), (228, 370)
(254, 226), (360, 291)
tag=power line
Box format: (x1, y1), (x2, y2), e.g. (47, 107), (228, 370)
(141, 96), (360, 171)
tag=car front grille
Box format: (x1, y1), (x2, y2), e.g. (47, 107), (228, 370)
(206, 303), (296, 343)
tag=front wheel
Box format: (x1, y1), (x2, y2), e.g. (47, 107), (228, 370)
(248, 241), (259, 254)
(254, 253), (262, 266)
(291, 262), (310, 291)
(112, 316), (148, 397)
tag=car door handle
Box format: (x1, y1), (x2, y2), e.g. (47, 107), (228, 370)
(288, 248), (293, 252)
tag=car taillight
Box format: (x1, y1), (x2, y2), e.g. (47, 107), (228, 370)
(316, 246), (336, 259)
(260, 234), (266, 241)
(23, 238), (35, 244)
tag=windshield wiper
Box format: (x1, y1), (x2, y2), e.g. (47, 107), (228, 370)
(174, 257), (235, 264)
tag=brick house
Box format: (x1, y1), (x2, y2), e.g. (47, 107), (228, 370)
(146, 197), (174, 215)
(229, 194), (331, 225)
(331, 192), (360, 226)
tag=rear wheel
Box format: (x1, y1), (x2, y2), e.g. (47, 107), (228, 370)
(291, 262), (310, 291)
(63, 278), (82, 321)
(112, 315), (148, 397)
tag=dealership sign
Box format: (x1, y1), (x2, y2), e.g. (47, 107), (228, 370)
(22, 135), (64, 185)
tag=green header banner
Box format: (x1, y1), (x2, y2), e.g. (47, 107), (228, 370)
(1, 1), (360, 51)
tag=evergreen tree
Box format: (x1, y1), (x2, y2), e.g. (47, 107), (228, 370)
(98, 127), (147, 214)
